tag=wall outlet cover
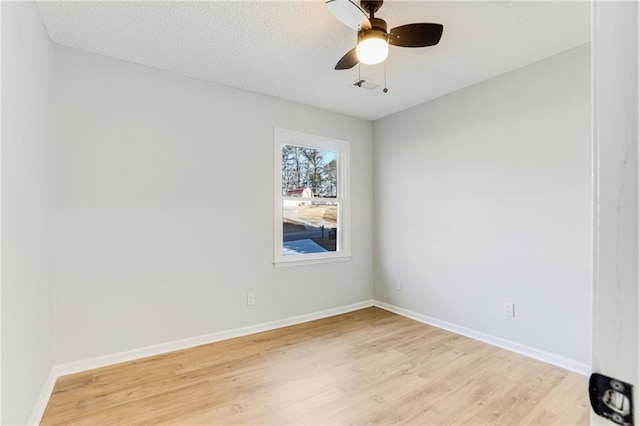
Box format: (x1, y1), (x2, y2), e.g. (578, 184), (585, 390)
(504, 302), (515, 318)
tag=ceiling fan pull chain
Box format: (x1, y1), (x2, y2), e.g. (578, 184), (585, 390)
(383, 61), (389, 93)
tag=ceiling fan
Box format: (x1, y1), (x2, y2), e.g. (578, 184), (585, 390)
(326, 0), (444, 70)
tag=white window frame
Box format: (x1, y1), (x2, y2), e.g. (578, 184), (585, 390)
(274, 128), (351, 267)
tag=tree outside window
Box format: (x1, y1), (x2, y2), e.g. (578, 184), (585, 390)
(274, 128), (350, 266)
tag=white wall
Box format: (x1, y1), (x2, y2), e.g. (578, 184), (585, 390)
(1, 2), (55, 424)
(373, 44), (591, 367)
(592, 2), (639, 424)
(52, 45), (374, 364)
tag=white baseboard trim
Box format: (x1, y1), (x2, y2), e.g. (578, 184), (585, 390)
(28, 299), (373, 425)
(31, 298), (588, 424)
(54, 299), (374, 378)
(27, 367), (57, 426)
(373, 300), (591, 376)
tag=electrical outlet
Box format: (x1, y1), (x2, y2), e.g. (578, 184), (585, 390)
(395, 281), (403, 292)
(247, 293), (255, 306)
(504, 302), (514, 318)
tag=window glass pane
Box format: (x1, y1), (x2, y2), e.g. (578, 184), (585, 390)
(282, 201), (338, 256)
(281, 145), (338, 198)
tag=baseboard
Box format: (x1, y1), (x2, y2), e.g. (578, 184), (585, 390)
(373, 300), (591, 376)
(32, 298), (588, 424)
(54, 299), (374, 378)
(28, 299), (373, 424)
(27, 367), (57, 426)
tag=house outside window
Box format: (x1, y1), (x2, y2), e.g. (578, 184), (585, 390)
(274, 128), (351, 266)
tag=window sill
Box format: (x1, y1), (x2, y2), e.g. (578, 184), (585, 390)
(273, 254), (352, 268)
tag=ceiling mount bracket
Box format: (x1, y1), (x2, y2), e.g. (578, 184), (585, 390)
(360, 0), (383, 17)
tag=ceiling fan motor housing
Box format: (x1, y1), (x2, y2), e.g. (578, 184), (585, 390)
(358, 17), (388, 42)
(369, 17), (387, 33)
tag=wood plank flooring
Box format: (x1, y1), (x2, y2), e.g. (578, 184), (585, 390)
(41, 307), (589, 425)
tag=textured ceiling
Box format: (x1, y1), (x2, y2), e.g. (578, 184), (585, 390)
(37, 1), (590, 121)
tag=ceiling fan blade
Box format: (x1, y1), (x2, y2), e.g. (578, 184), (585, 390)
(326, 0), (372, 31)
(335, 47), (358, 70)
(389, 23), (444, 47)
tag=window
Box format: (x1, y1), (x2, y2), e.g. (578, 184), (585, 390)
(274, 128), (350, 266)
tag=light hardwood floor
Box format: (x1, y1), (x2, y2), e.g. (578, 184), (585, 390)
(41, 307), (589, 425)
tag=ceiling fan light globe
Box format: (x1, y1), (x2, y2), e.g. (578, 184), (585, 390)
(357, 35), (389, 65)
